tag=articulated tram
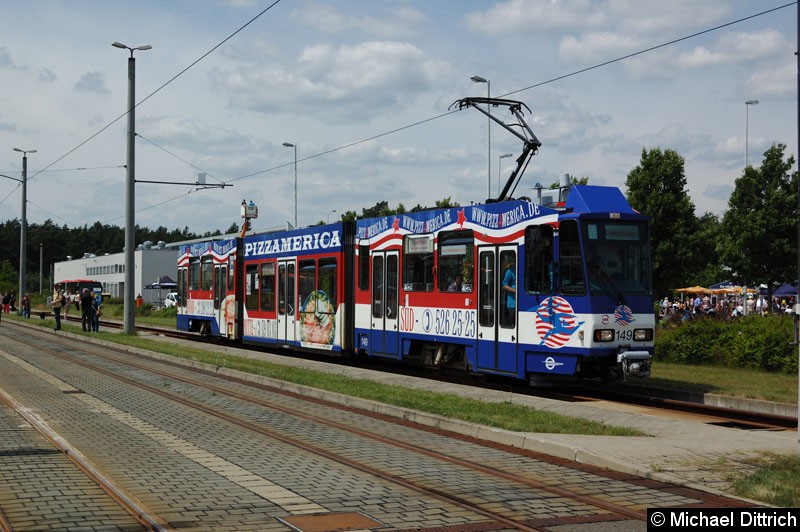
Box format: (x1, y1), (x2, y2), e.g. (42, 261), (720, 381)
(176, 97), (654, 384)
(177, 185), (653, 383)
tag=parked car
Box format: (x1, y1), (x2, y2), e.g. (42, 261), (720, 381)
(164, 292), (179, 308)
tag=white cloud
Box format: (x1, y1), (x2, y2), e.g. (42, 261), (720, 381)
(465, 0), (604, 33)
(292, 1), (426, 38)
(677, 29), (788, 68)
(0, 47), (24, 69)
(74, 71), (111, 95)
(0, 0), (795, 234)
(559, 32), (646, 65)
(209, 41), (456, 123)
(38, 67), (57, 83)
(745, 63), (796, 99)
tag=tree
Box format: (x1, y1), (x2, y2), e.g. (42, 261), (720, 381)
(434, 197), (459, 208)
(548, 174), (589, 188)
(625, 148), (698, 297)
(720, 144), (798, 304)
(0, 260), (18, 294)
(689, 212), (725, 287)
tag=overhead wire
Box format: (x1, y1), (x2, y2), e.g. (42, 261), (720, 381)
(505, 1), (796, 98)
(136, 133), (225, 185)
(228, 1), (797, 183)
(8, 0), (284, 226)
(9, 1), (795, 227)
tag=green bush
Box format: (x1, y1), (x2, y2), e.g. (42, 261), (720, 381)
(655, 314), (798, 374)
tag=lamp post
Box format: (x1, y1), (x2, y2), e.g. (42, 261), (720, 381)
(470, 75), (490, 198)
(745, 99), (758, 167)
(13, 147), (35, 313)
(113, 41), (151, 334)
(282, 142), (298, 227)
(327, 209), (337, 224)
(498, 153), (513, 197)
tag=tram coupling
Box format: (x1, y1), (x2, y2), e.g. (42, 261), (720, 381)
(617, 350), (652, 380)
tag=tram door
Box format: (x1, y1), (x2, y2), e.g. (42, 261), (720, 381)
(277, 260), (297, 345)
(476, 246), (518, 373)
(370, 251), (399, 357)
(214, 264), (228, 336)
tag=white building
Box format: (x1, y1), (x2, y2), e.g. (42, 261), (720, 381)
(53, 241), (178, 305)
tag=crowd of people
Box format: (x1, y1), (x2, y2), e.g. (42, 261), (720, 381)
(49, 288), (102, 332)
(659, 293), (795, 320)
(1, 291), (31, 319)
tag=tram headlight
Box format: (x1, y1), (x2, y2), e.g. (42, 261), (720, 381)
(633, 328), (653, 341)
(593, 329), (614, 342)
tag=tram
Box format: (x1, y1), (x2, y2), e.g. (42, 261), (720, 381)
(176, 98), (654, 383)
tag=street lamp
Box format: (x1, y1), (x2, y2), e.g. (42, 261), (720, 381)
(113, 41), (151, 334)
(745, 99), (759, 167)
(327, 209), (337, 224)
(470, 75), (491, 198)
(282, 142), (298, 227)
(13, 147), (36, 313)
(497, 153), (513, 197)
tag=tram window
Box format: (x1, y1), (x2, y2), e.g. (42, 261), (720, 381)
(215, 266), (226, 310)
(386, 254), (398, 319)
(278, 264), (286, 316)
(559, 220), (585, 295)
(287, 263), (295, 315)
(201, 256), (214, 291)
(298, 259), (316, 312)
(437, 230), (473, 293)
(372, 255), (384, 318)
(319, 257), (337, 310)
(582, 221), (652, 295)
(525, 226), (554, 294)
(245, 263), (259, 310)
(177, 268), (186, 305)
(358, 244), (369, 291)
(499, 251), (516, 329)
(189, 258), (200, 290)
(478, 251), (495, 327)
(228, 254), (236, 292)
(260, 262), (275, 311)
(402, 235), (434, 291)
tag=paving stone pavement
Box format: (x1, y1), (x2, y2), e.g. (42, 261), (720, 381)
(128, 329), (799, 500)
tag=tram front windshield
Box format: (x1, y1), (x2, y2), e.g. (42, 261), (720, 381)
(582, 220), (651, 296)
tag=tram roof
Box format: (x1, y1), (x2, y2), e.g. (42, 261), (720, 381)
(564, 185), (641, 215)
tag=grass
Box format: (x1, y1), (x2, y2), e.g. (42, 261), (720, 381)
(643, 361), (798, 404)
(733, 454), (800, 507)
(15, 308), (641, 436)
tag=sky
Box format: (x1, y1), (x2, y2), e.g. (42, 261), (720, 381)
(0, 0), (797, 240)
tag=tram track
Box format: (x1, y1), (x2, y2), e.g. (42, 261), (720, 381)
(0, 323), (693, 530)
(0, 385), (166, 532)
(134, 320), (798, 431)
(30, 313), (800, 430)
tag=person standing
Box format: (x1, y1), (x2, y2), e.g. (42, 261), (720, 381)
(79, 288), (95, 332)
(51, 289), (63, 330)
(501, 254), (516, 327)
(63, 290), (71, 318)
(92, 295), (102, 332)
(21, 293), (30, 319)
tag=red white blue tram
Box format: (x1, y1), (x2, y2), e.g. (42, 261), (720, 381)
(177, 185), (653, 383)
(177, 97), (653, 383)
